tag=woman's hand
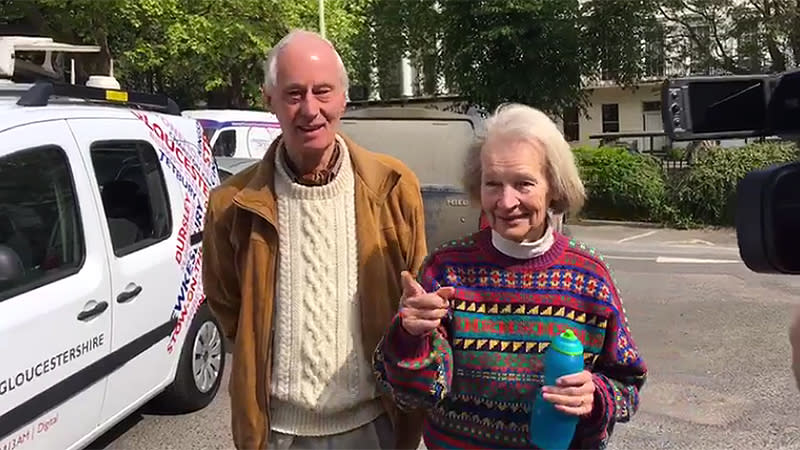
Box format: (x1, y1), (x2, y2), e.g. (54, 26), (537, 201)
(541, 370), (595, 417)
(399, 271), (455, 336)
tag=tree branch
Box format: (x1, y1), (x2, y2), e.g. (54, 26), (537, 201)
(657, 1), (748, 74)
(761, 0), (787, 71)
(788, 0), (800, 65)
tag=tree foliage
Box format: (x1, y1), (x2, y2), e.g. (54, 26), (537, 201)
(366, 0), (658, 114)
(655, 0), (800, 74)
(11, 0), (789, 115)
(0, 0), (373, 108)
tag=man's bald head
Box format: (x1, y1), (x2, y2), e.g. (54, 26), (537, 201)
(262, 29), (349, 167)
(263, 29), (349, 93)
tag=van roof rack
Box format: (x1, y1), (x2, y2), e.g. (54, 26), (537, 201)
(16, 80), (180, 115)
(0, 36), (101, 80)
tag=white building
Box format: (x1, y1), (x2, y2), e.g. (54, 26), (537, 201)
(563, 0), (784, 150)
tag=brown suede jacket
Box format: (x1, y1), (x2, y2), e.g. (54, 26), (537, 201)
(202, 134), (428, 449)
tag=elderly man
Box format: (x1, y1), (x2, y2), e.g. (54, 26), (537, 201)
(202, 29), (427, 449)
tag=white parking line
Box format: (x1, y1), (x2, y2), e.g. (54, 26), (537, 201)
(604, 255), (656, 261)
(663, 239), (717, 247)
(603, 255), (741, 264)
(663, 245), (739, 252)
(655, 256), (740, 264)
(616, 230), (659, 244)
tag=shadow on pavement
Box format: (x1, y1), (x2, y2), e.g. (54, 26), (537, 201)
(85, 411), (144, 449)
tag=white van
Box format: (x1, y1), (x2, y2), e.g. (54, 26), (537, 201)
(182, 109), (281, 160)
(0, 80), (224, 450)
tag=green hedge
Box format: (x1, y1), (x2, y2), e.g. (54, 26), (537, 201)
(571, 142), (800, 227)
(572, 146), (667, 222)
(670, 142), (800, 226)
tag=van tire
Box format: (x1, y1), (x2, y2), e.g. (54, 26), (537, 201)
(152, 302), (226, 413)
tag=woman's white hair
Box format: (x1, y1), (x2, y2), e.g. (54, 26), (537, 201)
(263, 29), (349, 92)
(463, 103), (586, 214)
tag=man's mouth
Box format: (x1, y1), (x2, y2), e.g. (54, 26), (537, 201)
(298, 124), (324, 132)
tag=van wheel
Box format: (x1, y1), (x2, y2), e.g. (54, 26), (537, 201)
(152, 303), (226, 413)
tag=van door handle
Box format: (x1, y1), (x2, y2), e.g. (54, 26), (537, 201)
(77, 301), (109, 321)
(117, 285), (142, 304)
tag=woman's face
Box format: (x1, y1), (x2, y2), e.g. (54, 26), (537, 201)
(480, 137), (552, 242)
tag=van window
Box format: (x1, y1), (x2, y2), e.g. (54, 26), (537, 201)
(212, 129), (236, 157)
(90, 141), (171, 256)
(0, 145), (84, 300)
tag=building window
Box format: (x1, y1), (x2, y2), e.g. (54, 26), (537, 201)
(602, 104), (620, 133)
(644, 23), (666, 77)
(688, 23), (712, 74)
(643, 101), (661, 112)
(737, 25), (762, 73)
(563, 106), (579, 142)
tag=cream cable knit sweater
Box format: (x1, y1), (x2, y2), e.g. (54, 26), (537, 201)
(270, 139), (383, 436)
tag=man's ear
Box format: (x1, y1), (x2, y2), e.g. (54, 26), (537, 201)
(261, 86), (271, 109)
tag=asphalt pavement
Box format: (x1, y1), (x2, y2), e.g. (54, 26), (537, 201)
(91, 223), (800, 450)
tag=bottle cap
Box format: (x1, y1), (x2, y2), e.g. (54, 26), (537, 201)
(551, 329), (584, 356)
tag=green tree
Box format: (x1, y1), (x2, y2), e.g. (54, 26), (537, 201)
(1, 0), (374, 108)
(656, 0), (800, 74)
(368, 0), (657, 114)
(280, 0), (375, 95)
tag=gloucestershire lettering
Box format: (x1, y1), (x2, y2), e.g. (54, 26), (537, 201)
(0, 334), (104, 396)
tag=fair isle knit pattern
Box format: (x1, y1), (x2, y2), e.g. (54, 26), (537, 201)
(271, 140), (383, 436)
(373, 229), (647, 449)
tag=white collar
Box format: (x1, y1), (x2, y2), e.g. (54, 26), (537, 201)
(491, 218), (556, 259)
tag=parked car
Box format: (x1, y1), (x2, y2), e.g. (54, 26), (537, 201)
(340, 107), (485, 250)
(0, 79), (224, 450)
(182, 109), (281, 160)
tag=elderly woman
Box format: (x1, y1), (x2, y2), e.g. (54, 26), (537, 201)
(372, 103), (647, 449)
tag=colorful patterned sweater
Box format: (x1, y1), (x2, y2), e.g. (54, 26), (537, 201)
(373, 229), (647, 449)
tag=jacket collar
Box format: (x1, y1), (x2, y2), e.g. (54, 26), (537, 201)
(232, 132), (401, 226)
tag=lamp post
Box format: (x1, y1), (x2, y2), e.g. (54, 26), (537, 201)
(319, 0), (326, 39)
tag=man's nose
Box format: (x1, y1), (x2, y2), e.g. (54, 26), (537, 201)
(299, 93), (320, 117)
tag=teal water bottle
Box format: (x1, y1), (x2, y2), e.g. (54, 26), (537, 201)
(529, 329), (585, 450)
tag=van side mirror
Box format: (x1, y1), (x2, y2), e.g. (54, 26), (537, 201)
(736, 160), (800, 274)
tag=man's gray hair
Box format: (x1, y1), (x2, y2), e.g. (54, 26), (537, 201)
(263, 29), (349, 92)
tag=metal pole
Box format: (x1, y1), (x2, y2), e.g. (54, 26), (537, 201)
(319, 0), (326, 38)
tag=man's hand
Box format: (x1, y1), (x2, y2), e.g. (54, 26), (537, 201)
(541, 370), (595, 417)
(399, 271), (455, 336)
(790, 306), (800, 390)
